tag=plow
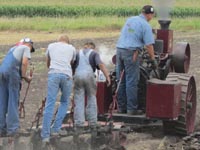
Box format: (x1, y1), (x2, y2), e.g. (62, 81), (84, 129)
(0, 18), (197, 150)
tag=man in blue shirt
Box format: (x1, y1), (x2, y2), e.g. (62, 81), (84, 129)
(116, 5), (157, 115)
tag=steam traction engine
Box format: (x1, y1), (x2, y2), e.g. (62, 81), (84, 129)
(96, 20), (196, 136)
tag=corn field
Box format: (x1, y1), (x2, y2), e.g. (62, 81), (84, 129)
(0, 6), (200, 18)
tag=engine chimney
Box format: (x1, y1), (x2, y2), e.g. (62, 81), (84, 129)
(153, 0), (174, 53)
(157, 20), (173, 53)
(158, 20), (171, 30)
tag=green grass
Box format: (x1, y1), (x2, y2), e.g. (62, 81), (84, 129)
(0, 0), (199, 8)
(150, 17), (200, 32)
(0, 0), (155, 7)
(0, 16), (125, 31)
(170, 17), (200, 31)
(0, 51), (6, 61)
(0, 16), (200, 32)
(0, 0), (199, 40)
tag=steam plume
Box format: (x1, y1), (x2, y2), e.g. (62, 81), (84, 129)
(98, 44), (115, 67)
(152, 0), (175, 20)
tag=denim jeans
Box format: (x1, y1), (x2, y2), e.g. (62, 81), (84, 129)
(41, 73), (72, 140)
(73, 74), (97, 127)
(0, 53), (21, 135)
(73, 49), (98, 127)
(116, 48), (140, 111)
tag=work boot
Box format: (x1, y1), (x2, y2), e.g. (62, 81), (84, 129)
(117, 109), (126, 114)
(127, 110), (144, 115)
(74, 126), (84, 135)
(51, 129), (68, 136)
(0, 131), (7, 137)
(73, 126), (84, 145)
(89, 123), (101, 132)
(6, 131), (19, 137)
(41, 138), (50, 149)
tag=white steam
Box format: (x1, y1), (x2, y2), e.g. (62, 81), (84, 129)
(98, 44), (115, 66)
(152, 0), (175, 20)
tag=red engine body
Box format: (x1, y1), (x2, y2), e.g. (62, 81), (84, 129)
(146, 79), (181, 119)
(96, 79), (182, 120)
(96, 82), (112, 115)
(157, 29), (173, 53)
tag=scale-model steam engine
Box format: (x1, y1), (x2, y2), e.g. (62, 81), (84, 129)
(96, 19), (196, 136)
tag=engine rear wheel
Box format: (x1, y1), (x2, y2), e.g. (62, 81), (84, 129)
(172, 42), (190, 73)
(163, 73), (196, 135)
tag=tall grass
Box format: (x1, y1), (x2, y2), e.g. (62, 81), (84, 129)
(0, 6), (140, 17)
(0, 5), (200, 18)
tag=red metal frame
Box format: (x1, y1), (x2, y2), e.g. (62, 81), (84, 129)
(146, 79), (181, 119)
(96, 82), (112, 114)
(157, 29), (173, 53)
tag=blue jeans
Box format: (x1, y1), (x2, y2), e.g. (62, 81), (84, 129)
(73, 74), (97, 127)
(116, 48), (140, 111)
(41, 73), (72, 140)
(0, 52), (21, 135)
(0, 72), (20, 135)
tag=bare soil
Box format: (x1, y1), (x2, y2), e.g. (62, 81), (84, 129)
(0, 31), (200, 150)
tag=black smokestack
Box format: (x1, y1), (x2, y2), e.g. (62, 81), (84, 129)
(158, 20), (171, 30)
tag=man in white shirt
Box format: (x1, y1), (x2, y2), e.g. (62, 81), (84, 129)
(41, 35), (76, 143)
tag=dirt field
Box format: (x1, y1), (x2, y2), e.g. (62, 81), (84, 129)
(0, 31), (200, 150)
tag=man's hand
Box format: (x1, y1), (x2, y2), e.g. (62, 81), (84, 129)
(22, 76), (32, 83)
(98, 63), (111, 86)
(106, 76), (111, 87)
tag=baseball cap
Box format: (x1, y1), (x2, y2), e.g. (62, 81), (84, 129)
(142, 5), (154, 14)
(20, 37), (35, 53)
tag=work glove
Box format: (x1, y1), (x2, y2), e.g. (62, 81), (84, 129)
(150, 59), (158, 70)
